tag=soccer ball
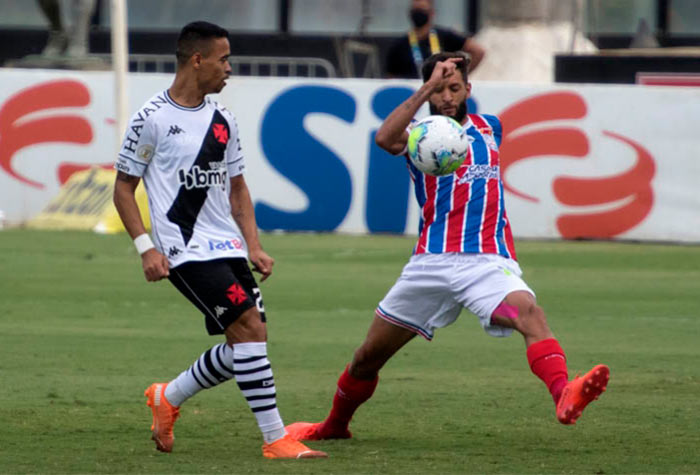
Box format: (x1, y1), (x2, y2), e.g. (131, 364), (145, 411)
(407, 115), (470, 176)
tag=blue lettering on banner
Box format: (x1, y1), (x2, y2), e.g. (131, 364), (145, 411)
(256, 86), (355, 231)
(365, 87), (413, 233)
(255, 85), (480, 234)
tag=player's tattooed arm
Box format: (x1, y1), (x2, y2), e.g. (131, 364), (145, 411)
(113, 171), (145, 238)
(376, 87), (432, 155)
(116, 171), (140, 184)
(113, 170), (168, 280)
(376, 58), (464, 155)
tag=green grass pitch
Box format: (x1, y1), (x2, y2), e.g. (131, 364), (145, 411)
(0, 230), (698, 474)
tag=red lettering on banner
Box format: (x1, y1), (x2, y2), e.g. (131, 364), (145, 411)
(499, 91), (655, 238)
(554, 132), (655, 238)
(499, 92), (589, 202)
(0, 80), (93, 189)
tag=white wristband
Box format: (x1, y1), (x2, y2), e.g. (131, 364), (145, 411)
(133, 233), (155, 255)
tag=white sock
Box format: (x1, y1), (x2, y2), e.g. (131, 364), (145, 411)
(232, 342), (286, 443)
(164, 343), (235, 407)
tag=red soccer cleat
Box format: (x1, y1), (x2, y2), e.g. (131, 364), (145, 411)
(285, 422), (352, 441)
(556, 364), (610, 425)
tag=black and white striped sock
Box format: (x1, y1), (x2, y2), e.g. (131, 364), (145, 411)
(233, 342), (286, 443)
(164, 343), (235, 407)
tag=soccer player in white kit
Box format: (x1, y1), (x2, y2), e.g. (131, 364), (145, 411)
(112, 21), (325, 459)
(286, 52), (610, 442)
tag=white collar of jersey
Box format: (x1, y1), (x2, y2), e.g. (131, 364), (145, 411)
(164, 90), (206, 111)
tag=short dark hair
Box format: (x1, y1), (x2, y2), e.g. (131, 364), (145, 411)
(421, 51), (470, 83)
(176, 21), (229, 66)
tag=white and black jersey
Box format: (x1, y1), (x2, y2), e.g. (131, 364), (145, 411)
(115, 90), (247, 268)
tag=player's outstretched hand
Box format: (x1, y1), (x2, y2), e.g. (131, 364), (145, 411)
(249, 248), (274, 282)
(427, 57), (463, 89)
(141, 249), (170, 282)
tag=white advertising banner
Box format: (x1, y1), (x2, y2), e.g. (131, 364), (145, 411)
(0, 69), (698, 242)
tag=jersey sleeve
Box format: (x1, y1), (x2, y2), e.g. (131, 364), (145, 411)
(224, 110), (245, 178)
(115, 112), (157, 177)
(482, 114), (502, 146)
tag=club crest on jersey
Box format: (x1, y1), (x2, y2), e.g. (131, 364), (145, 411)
(483, 133), (498, 151)
(212, 123), (229, 144)
(177, 164), (227, 190)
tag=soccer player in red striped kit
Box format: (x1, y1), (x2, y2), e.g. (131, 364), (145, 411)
(286, 52), (610, 442)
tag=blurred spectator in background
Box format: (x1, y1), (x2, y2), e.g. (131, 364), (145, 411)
(385, 0), (485, 78)
(38, 0), (96, 57)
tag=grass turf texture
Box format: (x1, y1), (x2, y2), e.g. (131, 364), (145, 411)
(0, 229), (698, 474)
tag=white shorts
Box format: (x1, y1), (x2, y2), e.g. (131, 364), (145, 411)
(376, 253), (535, 340)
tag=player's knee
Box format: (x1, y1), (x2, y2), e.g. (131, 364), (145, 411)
(227, 307), (266, 342)
(520, 303), (549, 333)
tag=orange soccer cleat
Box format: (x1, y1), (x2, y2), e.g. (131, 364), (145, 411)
(262, 434), (328, 459)
(144, 383), (180, 452)
(285, 422), (352, 441)
(556, 364), (610, 425)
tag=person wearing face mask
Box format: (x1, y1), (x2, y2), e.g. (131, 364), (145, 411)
(385, 0), (485, 79)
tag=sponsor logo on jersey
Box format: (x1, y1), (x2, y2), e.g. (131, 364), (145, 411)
(168, 246), (182, 258)
(166, 125), (184, 136)
(457, 164), (500, 184)
(208, 238), (244, 251)
(177, 165), (227, 190)
(122, 94), (168, 154)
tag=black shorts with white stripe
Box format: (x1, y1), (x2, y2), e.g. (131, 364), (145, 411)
(168, 257), (266, 335)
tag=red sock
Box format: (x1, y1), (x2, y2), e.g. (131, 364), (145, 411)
(526, 338), (568, 404)
(319, 366), (378, 436)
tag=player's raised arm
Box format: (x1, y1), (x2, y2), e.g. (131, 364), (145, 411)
(375, 57), (463, 155)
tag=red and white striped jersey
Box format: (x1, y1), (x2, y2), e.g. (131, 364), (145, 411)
(407, 113), (517, 259)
